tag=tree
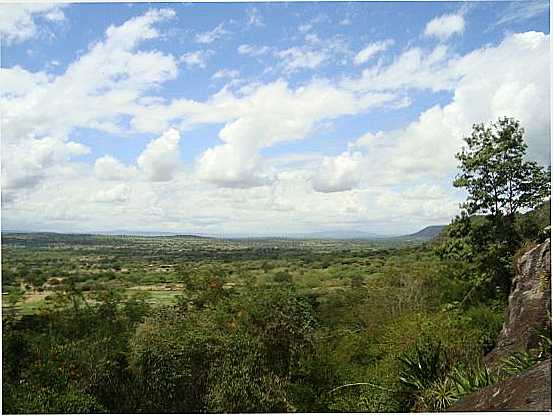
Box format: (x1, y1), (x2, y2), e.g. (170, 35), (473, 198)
(454, 117), (550, 219)
(439, 118), (550, 300)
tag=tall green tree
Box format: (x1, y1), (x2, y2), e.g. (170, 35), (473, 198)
(439, 117), (550, 300)
(454, 117), (550, 219)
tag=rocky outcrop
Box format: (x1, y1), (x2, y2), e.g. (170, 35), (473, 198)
(451, 239), (552, 412)
(449, 358), (552, 411)
(485, 238), (551, 368)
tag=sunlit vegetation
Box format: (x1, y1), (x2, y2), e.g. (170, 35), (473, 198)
(2, 118), (550, 413)
(0, 232), (506, 413)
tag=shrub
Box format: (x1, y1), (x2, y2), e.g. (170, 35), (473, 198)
(398, 339), (449, 393)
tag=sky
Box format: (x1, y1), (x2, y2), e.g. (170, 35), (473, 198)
(0, 1), (550, 236)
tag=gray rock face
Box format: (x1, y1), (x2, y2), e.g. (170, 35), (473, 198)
(485, 238), (551, 367)
(453, 239), (552, 412)
(449, 358), (552, 412)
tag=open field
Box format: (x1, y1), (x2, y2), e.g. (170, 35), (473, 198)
(1, 232), (424, 314)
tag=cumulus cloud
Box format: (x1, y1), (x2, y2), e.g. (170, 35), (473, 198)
(94, 155), (137, 181)
(354, 39), (394, 65)
(189, 79), (399, 187)
(424, 13), (465, 40)
(197, 144), (271, 188)
(315, 31), (550, 195)
(2, 5), (549, 235)
(1, 136), (89, 198)
(311, 151), (363, 193)
(92, 184), (130, 203)
(0, 3), (66, 45)
(137, 128), (182, 181)
(1, 8), (177, 142)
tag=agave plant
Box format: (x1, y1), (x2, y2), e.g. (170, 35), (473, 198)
(449, 363), (497, 396)
(419, 378), (458, 412)
(500, 352), (536, 376)
(398, 340), (448, 392)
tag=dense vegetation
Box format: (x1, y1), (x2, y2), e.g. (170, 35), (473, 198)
(1, 207), (547, 413)
(2, 118), (550, 413)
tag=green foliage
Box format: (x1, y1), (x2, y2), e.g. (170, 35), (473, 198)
(516, 201), (551, 242)
(398, 338), (449, 394)
(448, 363), (497, 396)
(0, 231), (527, 413)
(501, 352), (536, 376)
(4, 287), (25, 319)
(206, 334), (289, 413)
(436, 211), (520, 299)
(500, 333), (552, 377)
(128, 311), (215, 412)
(418, 362), (498, 411)
(454, 117), (550, 218)
(3, 384), (105, 414)
(273, 270), (293, 284)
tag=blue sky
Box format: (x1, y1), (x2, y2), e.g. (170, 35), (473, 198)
(0, 1), (550, 235)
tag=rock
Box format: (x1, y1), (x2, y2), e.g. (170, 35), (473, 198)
(449, 359), (552, 412)
(485, 239), (551, 368)
(453, 239), (552, 412)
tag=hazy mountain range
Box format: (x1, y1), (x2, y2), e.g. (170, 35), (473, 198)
(2, 225), (446, 240)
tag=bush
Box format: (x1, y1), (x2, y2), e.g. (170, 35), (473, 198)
(398, 338), (449, 394)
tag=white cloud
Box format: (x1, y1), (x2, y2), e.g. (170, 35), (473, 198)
(315, 31), (550, 196)
(354, 39), (394, 65)
(237, 44), (271, 56)
(343, 44), (455, 93)
(191, 79), (399, 187)
(0, 66), (50, 96)
(180, 50), (212, 69)
(1, 8), (178, 141)
(92, 184), (130, 203)
(1, 4), (549, 236)
(246, 8), (264, 27)
(424, 13), (465, 40)
(212, 69), (240, 79)
(94, 155), (137, 181)
(1, 8), (180, 204)
(299, 24), (312, 34)
(195, 23), (229, 44)
(276, 46), (329, 72)
(0, 3), (66, 45)
(196, 144), (271, 188)
(494, 0), (549, 27)
(137, 128), (183, 181)
(1, 136), (89, 194)
(311, 151), (363, 193)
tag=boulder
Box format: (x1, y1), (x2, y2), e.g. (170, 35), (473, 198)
(449, 358), (551, 412)
(485, 239), (551, 367)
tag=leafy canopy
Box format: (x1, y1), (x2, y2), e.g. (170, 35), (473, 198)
(454, 117), (550, 217)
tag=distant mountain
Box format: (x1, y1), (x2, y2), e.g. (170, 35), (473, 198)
(403, 225), (446, 239)
(3, 227), (447, 241)
(282, 230), (383, 240)
(90, 230), (209, 238)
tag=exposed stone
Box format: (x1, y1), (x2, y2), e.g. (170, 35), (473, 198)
(485, 239), (551, 368)
(452, 239), (552, 412)
(449, 359), (552, 412)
